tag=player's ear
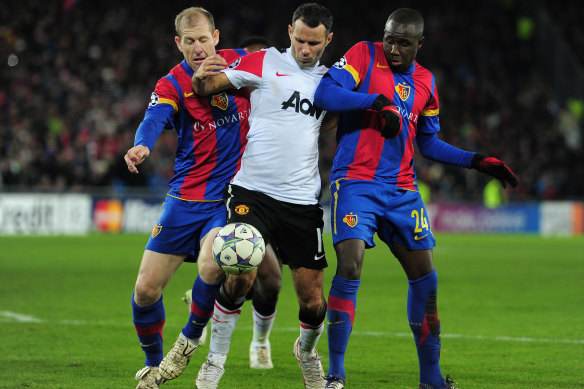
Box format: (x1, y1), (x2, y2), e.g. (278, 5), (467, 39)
(325, 32), (333, 46)
(174, 36), (183, 52)
(288, 24), (293, 39)
(213, 29), (220, 46)
(418, 36), (425, 49)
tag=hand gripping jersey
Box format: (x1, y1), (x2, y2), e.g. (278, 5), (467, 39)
(222, 47), (328, 205)
(135, 49), (251, 201)
(327, 41), (440, 190)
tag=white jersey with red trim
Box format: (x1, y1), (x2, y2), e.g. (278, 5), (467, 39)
(222, 47), (328, 205)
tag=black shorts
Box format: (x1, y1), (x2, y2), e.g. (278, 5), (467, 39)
(223, 184), (327, 270)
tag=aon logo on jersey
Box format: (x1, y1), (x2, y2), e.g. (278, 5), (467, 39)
(281, 91), (323, 119)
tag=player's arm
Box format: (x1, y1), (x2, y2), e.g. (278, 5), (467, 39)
(125, 97), (175, 174)
(314, 75), (401, 138)
(320, 112), (338, 134)
(416, 132), (518, 188)
(314, 74), (377, 112)
(192, 54), (235, 96)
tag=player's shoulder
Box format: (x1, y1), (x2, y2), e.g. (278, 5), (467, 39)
(412, 60), (434, 78)
(350, 40), (374, 52)
(217, 48), (246, 63)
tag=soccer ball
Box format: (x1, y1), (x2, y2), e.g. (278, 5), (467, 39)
(212, 222), (265, 275)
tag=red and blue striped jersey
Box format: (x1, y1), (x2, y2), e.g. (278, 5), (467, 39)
(327, 41), (440, 190)
(140, 49), (251, 201)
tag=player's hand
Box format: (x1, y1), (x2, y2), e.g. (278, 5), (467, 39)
(379, 105), (402, 138)
(194, 55), (228, 81)
(471, 154), (518, 188)
(124, 145), (150, 174)
(372, 94), (402, 138)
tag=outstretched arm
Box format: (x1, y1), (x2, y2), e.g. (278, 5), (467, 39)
(192, 55), (235, 96)
(417, 132), (518, 188)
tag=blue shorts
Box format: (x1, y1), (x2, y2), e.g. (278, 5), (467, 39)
(330, 179), (436, 251)
(145, 195), (226, 261)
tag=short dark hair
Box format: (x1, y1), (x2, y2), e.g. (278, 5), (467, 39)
(386, 8), (424, 36)
(237, 36), (270, 49)
(292, 3), (333, 34)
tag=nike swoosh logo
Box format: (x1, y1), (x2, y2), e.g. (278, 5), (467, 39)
(140, 342), (157, 348)
(414, 233), (429, 241)
(276, 71), (291, 76)
(314, 253), (325, 261)
(328, 321), (344, 325)
(376, 63), (389, 68)
(191, 320), (206, 326)
(184, 91), (194, 98)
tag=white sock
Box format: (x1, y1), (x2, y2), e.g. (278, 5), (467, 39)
(298, 320), (324, 358)
(208, 301), (241, 363)
(251, 306), (276, 346)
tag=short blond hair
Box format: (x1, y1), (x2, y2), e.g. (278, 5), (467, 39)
(174, 7), (215, 37)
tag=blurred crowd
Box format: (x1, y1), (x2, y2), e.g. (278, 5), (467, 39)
(1, 0), (582, 201)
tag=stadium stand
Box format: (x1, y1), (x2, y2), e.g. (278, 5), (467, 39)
(1, 0), (582, 200)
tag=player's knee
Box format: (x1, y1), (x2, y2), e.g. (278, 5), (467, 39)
(224, 273), (255, 298)
(299, 299), (327, 326)
(254, 282), (279, 305)
(336, 258), (362, 280)
(197, 255), (224, 283)
(133, 282), (161, 306)
(254, 275), (281, 304)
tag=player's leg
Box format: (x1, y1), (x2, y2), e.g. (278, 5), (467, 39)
(249, 245), (281, 369)
(325, 179), (381, 387)
(133, 249), (185, 388)
(159, 226), (225, 380)
(196, 255), (266, 389)
(290, 266), (327, 389)
(380, 188), (450, 389)
(325, 238), (365, 388)
(393, 245), (445, 388)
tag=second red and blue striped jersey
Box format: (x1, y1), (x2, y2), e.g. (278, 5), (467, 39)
(326, 41), (440, 190)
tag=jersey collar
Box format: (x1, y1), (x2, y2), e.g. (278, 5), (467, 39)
(181, 59), (194, 77)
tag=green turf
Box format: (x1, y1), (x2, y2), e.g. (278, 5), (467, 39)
(0, 233), (583, 388)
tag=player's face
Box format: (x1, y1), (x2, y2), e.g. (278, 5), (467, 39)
(175, 20), (219, 71)
(383, 20), (424, 72)
(288, 19), (333, 68)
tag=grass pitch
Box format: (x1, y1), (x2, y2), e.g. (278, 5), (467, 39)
(0, 233), (583, 388)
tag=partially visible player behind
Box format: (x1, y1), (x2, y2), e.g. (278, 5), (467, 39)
(314, 7), (517, 389)
(125, 7), (252, 389)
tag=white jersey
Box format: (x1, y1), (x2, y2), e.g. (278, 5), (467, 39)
(223, 47), (328, 205)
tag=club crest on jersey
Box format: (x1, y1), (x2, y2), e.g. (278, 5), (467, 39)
(151, 224), (162, 238)
(148, 92), (159, 107)
(343, 213), (358, 228)
(227, 57), (241, 69)
(211, 93), (229, 110)
(333, 56), (347, 69)
(395, 83), (410, 102)
(234, 204), (249, 215)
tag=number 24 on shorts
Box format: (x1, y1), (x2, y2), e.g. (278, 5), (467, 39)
(411, 208), (429, 240)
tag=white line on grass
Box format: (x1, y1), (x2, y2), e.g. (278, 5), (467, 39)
(2, 310), (583, 345)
